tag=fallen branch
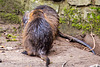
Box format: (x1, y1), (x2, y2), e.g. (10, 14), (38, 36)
(90, 32), (96, 51)
(89, 24), (96, 51)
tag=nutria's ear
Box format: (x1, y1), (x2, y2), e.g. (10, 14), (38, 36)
(22, 11), (30, 26)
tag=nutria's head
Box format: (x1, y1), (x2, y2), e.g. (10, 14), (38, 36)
(29, 9), (44, 22)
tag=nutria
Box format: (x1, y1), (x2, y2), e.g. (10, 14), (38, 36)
(22, 5), (95, 67)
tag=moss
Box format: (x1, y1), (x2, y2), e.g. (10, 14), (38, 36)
(0, 13), (21, 24)
(59, 6), (100, 36)
(6, 34), (17, 38)
(0, 0), (25, 24)
(7, 39), (17, 42)
(6, 34), (17, 42)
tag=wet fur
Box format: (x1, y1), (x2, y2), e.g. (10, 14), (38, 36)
(22, 8), (54, 67)
(22, 5), (95, 67)
(23, 18), (53, 55)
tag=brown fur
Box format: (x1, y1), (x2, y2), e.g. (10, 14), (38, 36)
(22, 9), (53, 55)
(22, 5), (95, 67)
(34, 5), (59, 39)
(22, 6), (58, 67)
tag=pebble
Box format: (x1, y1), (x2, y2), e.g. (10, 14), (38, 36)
(6, 47), (13, 50)
(0, 59), (2, 63)
(2, 50), (5, 53)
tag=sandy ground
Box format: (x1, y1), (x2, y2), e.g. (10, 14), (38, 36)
(0, 24), (100, 67)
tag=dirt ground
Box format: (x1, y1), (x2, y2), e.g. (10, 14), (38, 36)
(0, 23), (100, 67)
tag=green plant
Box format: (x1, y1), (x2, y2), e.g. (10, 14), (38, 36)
(0, 13), (21, 24)
(6, 34), (17, 38)
(0, 0), (25, 24)
(59, 6), (100, 36)
(6, 34), (17, 42)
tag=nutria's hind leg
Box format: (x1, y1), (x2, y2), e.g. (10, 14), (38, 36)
(22, 36), (36, 56)
(22, 50), (34, 56)
(22, 51), (28, 55)
(22, 49), (36, 56)
(22, 50), (36, 56)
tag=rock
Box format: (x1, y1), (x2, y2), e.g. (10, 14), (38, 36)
(6, 47), (13, 51)
(67, 0), (91, 6)
(1, 51), (5, 53)
(0, 46), (4, 48)
(16, 50), (20, 52)
(0, 59), (2, 63)
(95, 0), (100, 5)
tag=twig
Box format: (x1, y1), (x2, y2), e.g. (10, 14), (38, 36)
(83, 47), (88, 50)
(90, 32), (96, 51)
(62, 61), (68, 67)
(89, 24), (96, 51)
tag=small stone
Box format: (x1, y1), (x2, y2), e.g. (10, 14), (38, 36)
(0, 59), (2, 63)
(0, 46), (4, 48)
(67, 0), (91, 6)
(16, 50), (20, 52)
(2, 50), (5, 53)
(6, 47), (13, 51)
(95, 0), (100, 5)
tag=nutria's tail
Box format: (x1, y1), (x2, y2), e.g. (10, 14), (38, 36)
(58, 31), (95, 54)
(40, 55), (50, 67)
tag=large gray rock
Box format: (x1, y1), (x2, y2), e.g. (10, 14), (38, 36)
(95, 0), (100, 5)
(67, 0), (91, 6)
